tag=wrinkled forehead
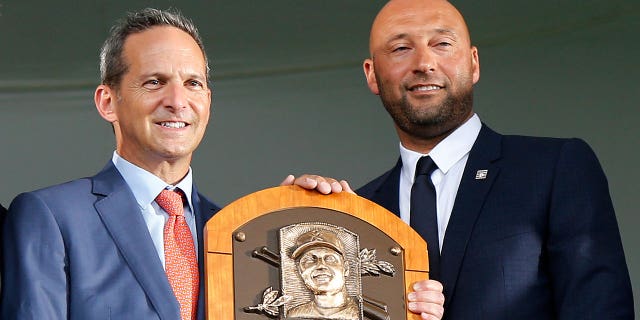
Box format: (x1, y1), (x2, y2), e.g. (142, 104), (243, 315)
(369, 0), (470, 51)
(123, 26), (207, 69)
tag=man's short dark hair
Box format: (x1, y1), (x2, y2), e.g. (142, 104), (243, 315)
(99, 8), (210, 88)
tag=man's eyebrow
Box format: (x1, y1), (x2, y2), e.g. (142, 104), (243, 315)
(138, 71), (206, 81)
(139, 72), (167, 79)
(384, 28), (458, 44)
(184, 72), (207, 81)
(434, 28), (458, 37)
(385, 33), (410, 44)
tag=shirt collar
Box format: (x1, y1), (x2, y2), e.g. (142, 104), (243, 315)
(400, 114), (482, 182)
(111, 151), (194, 213)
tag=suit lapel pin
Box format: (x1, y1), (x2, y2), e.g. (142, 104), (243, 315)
(475, 170), (488, 180)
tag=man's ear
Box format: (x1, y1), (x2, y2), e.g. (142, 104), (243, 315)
(363, 58), (380, 95)
(471, 46), (480, 84)
(94, 84), (118, 123)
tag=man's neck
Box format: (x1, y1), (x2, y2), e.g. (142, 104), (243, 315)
(397, 112), (476, 154)
(117, 153), (191, 185)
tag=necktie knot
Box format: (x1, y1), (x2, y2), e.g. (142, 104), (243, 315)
(156, 189), (185, 217)
(415, 156), (438, 178)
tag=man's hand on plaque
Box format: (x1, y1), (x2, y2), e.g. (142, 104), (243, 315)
(280, 174), (354, 194)
(408, 279), (445, 320)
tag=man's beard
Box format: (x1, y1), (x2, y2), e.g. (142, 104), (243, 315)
(379, 83), (474, 141)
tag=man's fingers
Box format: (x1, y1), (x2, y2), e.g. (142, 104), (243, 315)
(279, 174), (354, 195)
(413, 279), (443, 292)
(280, 174), (295, 186)
(407, 302), (444, 319)
(339, 180), (355, 194)
(408, 280), (444, 319)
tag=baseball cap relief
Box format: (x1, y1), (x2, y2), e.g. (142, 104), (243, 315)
(291, 230), (345, 259)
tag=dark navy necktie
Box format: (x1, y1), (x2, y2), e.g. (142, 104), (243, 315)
(410, 156), (440, 280)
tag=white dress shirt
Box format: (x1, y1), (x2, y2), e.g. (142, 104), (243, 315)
(399, 114), (481, 252)
(112, 152), (198, 267)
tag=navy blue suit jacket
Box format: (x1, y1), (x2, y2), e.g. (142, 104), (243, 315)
(0, 203), (5, 227)
(0, 203), (5, 274)
(1, 162), (219, 319)
(358, 125), (633, 319)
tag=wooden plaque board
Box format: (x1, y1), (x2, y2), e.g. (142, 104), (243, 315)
(204, 185), (428, 319)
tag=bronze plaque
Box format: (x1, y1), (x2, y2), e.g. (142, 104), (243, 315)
(233, 208), (404, 319)
(204, 186), (429, 320)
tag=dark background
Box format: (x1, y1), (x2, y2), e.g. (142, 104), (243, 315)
(0, 1), (637, 312)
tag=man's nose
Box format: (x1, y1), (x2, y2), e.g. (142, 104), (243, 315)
(414, 46), (436, 74)
(164, 82), (188, 109)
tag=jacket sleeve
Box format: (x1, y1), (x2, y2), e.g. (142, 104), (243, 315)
(547, 138), (634, 318)
(1, 192), (68, 319)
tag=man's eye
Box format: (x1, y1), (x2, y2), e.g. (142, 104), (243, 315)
(143, 79), (161, 88)
(187, 80), (204, 88)
(392, 46), (410, 52)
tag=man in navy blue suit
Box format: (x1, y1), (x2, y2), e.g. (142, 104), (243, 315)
(292, 0), (634, 319)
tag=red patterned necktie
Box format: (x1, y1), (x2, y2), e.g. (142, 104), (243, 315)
(156, 189), (199, 320)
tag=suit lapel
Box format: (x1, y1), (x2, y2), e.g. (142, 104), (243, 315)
(439, 125), (502, 306)
(192, 185), (219, 319)
(369, 159), (403, 217)
(92, 163), (180, 320)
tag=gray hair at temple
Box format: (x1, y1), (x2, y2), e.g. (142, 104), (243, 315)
(99, 8), (210, 88)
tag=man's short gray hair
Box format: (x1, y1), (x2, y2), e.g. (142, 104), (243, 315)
(99, 8), (210, 88)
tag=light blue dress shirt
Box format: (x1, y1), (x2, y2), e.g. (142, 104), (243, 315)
(111, 152), (198, 268)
